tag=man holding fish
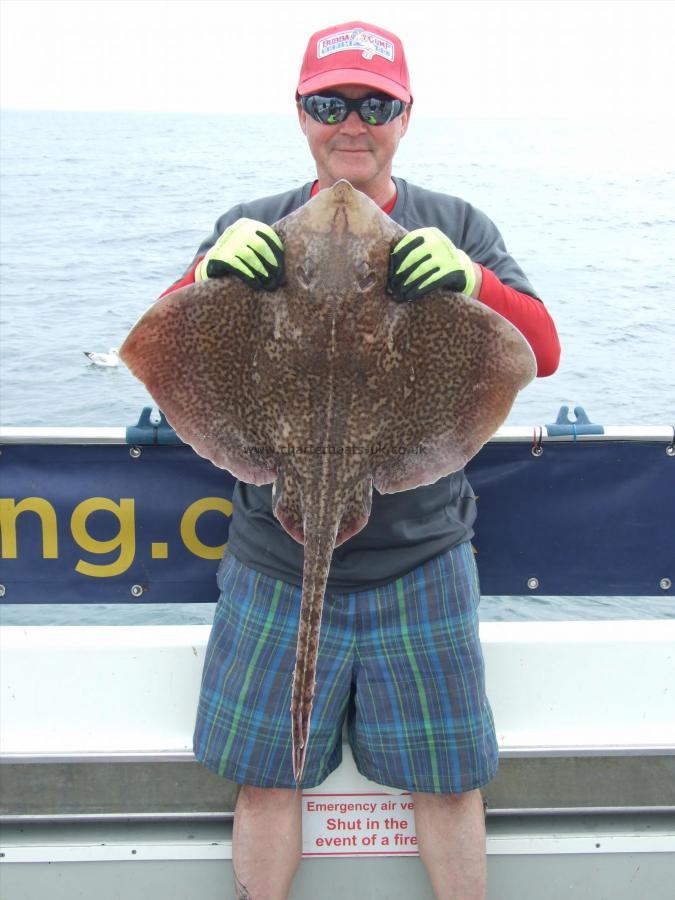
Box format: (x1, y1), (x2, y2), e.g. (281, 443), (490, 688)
(157, 21), (560, 900)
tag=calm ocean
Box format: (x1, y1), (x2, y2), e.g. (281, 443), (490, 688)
(1, 110), (674, 623)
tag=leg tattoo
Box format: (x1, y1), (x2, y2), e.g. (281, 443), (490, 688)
(234, 872), (252, 899)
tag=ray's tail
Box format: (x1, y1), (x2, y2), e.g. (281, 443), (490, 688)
(291, 499), (341, 784)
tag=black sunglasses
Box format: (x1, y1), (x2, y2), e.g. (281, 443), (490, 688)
(300, 93), (406, 126)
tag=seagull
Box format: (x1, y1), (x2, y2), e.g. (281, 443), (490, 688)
(84, 348), (121, 367)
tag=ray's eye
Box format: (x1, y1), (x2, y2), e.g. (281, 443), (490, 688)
(356, 261), (377, 292)
(296, 262), (314, 290)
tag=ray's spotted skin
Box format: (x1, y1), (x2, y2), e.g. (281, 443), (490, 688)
(120, 182), (536, 782)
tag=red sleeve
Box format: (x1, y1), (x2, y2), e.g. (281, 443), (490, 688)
(477, 265), (560, 377)
(157, 257), (204, 300)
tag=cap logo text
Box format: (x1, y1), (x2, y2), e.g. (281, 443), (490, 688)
(317, 29), (395, 63)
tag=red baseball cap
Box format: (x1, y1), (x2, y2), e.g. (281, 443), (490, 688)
(296, 22), (412, 104)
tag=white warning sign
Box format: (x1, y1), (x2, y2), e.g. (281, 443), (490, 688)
(302, 792), (417, 857)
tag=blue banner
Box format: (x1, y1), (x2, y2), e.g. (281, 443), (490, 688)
(1, 440), (673, 602)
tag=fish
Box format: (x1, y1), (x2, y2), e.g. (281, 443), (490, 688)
(119, 180), (536, 783)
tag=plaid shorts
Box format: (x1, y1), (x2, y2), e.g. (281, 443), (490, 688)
(193, 542), (498, 792)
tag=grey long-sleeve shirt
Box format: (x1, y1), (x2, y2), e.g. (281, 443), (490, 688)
(191, 177), (539, 593)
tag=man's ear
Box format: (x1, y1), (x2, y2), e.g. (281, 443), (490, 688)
(399, 103), (412, 138)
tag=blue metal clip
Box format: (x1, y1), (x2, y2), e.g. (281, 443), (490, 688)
(546, 406), (604, 439)
(125, 407), (184, 445)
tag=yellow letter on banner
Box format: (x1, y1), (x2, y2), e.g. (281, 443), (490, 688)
(0, 498), (58, 558)
(180, 497), (232, 559)
(71, 498), (135, 577)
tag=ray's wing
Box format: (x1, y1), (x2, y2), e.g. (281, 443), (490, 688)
(120, 279), (277, 484)
(371, 291), (537, 494)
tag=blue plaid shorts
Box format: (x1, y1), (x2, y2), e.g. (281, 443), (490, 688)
(193, 542), (498, 792)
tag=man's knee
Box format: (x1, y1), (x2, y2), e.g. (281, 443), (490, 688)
(237, 784), (300, 811)
(412, 788), (483, 813)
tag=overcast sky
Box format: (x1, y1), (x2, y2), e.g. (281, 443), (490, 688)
(2, 0), (675, 121)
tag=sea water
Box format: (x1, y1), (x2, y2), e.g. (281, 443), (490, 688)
(1, 110), (674, 623)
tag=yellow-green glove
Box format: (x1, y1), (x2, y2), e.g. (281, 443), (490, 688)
(195, 218), (284, 292)
(388, 227), (476, 302)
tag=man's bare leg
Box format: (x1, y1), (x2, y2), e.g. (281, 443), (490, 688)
(413, 788), (487, 900)
(232, 785), (303, 899)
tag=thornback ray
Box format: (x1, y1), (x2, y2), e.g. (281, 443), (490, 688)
(120, 180), (536, 783)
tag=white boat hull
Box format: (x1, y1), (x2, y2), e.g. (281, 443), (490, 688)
(1, 622), (674, 897)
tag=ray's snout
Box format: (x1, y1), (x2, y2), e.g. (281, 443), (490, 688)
(329, 179), (357, 204)
(301, 180), (383, 237)
(328, 180), (376, 216)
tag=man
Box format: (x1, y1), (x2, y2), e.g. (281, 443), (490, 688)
(162, 21), (560, 900)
